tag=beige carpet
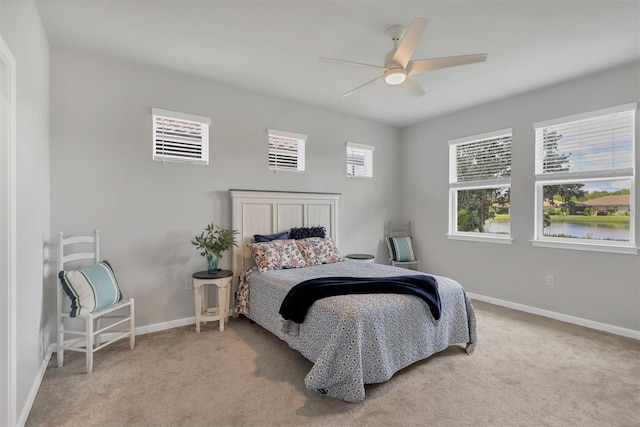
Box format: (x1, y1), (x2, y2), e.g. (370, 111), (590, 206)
(26, 301), (640, 427)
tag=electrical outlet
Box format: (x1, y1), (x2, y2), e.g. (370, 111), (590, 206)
(545, 275), (555, 286)
(184, 279), (193, 290)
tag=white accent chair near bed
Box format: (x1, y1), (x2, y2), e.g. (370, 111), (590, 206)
(57, 230), (135, 373)
(386, 221), (421, 271)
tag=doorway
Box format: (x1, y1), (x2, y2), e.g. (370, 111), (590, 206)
(0, 34), (17, 427)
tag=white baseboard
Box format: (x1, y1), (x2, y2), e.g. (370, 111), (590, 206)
(18, 343), (54, 427)
(64, 316), (197, 347)
(21, 316), (196, 425)
(22, 303), (637, 425)
(134, 316), (195, 336)
(468, 292), (640, 340)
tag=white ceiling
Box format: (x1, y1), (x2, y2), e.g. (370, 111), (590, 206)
(35, 0), (639, 128)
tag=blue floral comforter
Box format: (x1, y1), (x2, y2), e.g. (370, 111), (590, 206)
(235, 260), (476, 402)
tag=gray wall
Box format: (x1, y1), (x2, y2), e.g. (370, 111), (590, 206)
(6, 6), (638, 420)
(50, 48), (401, 329)
(0, 0), (51, 422)
(401, 62), (640, 331)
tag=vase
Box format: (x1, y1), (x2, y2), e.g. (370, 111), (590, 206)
(206, 253), (219, 274)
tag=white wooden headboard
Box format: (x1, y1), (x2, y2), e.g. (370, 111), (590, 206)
(229, 189), (340, 291)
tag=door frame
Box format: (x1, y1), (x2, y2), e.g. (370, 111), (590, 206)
(0, 34), (17, 427)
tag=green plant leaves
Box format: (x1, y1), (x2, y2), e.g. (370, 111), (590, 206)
(191, 223), (239, 257)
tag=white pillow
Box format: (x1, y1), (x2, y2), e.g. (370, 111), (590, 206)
(58, 260), (123, 317)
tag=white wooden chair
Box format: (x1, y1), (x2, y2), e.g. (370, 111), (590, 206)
(57, 230), (135, 373)
(386, 221), (421, 271)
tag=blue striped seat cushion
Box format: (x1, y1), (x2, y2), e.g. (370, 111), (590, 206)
(58, 260), (123, 317)
(387, 237), (416, 262)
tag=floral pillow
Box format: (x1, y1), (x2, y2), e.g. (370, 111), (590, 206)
(248, 239), (307, 273)
(295, 237), (342, 266)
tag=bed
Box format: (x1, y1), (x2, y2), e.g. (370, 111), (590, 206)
(229, 190), (476, 402)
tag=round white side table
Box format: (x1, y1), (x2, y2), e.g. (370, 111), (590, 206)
(192, 269), (233, 332)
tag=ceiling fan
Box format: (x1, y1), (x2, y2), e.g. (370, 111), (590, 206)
(319, 18), (487, 97)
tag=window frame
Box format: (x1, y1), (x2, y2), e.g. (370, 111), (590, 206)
(532, 103), (637, 255)
(268, 129), (306, 173)
(346, 141), (374, 178)
(447, 128), (513, 244)
(152, 108), (211, 165)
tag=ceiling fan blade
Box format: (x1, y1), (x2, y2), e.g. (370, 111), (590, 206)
(342, 75), (385, 97)
(391, 17), (427, 69)
(319, 57), (388, 71)
(401, 76), (425, 96)
(408, 53), (487, 75)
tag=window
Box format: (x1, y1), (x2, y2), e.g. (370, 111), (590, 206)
(346, 142), (374, 178)
(533, 103), (636, 254)
(152, 108), (211, 165)
(268, 129), (306, 172)
(448, 129), (512, 243)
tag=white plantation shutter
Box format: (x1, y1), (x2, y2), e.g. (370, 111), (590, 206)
(268, 129), (306, 172)
(449, 129), (512, 188)
(152, 108), (211, 165)
(534, 103), (636, 180)
(346, 142), (374, 178)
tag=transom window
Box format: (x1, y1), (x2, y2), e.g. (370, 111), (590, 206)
(268, 129), (306, 172)
(448, 129), (513, 243)
(152, 108), (210, 165)
(533, 103), (637, 254)
(346, 142), (374, 178)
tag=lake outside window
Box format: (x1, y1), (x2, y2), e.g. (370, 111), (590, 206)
(533, 103), (637, 254)
(448, 129), (513, 243)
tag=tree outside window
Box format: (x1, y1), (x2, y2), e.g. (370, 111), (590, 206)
(448, 129), (512, 241)
(534, 104), (635, 251)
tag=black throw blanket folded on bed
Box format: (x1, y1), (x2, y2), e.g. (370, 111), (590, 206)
(279, 275), (441, 323)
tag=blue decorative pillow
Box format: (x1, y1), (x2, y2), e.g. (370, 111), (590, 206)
(58, 260), (123, 317)
(253, 232), (289, 243)
(387, 237), (416, 262)
(288, 226), (326, 240)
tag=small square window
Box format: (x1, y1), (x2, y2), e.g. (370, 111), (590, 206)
(346, 142), (374, 178)
(268, 129), (306, 172)
(152, 108), (211, 165)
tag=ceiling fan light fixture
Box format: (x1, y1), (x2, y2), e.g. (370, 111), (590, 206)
(320, 17), (486, 97)
(384, 69), (407, 85)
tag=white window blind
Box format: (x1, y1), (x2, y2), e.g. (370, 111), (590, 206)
(447, 129), (513, 242)
(532, 103), (637, 252)
(449, 129), (512, 188)
(268, 129), (306, 172)
(346, 142), (374, 178)
(152, 108), (211, 165)
(534, 103), (636, 180)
